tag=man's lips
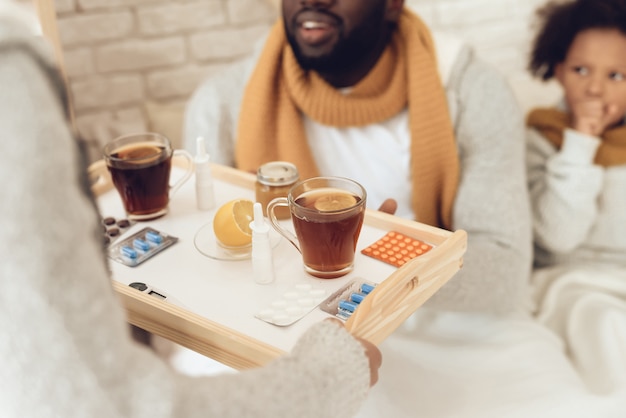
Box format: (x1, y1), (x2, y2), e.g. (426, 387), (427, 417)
(295, 11), (339, 46)
(295, 10), (339, 27)
(301, 21), (331, 30)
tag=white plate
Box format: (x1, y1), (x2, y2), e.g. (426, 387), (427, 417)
(193, 221), (282, 261)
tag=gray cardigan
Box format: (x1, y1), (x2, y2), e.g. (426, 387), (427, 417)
(185, 36), (532, 315)
(0, 8), (371, 418)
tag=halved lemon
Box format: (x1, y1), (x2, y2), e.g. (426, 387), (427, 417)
(313, 191), (357, 211)
(213, 199), (254, 248)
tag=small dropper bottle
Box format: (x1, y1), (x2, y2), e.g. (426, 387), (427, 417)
(194, 136), (216, 211)
(249, 202), (275, 285)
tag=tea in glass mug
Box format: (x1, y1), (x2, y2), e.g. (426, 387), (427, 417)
(267, 177), (366, 279)
(103, 133), (192, 221)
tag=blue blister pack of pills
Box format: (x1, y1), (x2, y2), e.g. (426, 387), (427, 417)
(107, 226), (178, 267)
(319, 278), (376, 321)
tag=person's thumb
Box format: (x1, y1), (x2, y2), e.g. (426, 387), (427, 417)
(377, 198), (397, 215)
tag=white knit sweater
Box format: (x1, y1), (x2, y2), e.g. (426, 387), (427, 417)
(527, 124), (626, 268)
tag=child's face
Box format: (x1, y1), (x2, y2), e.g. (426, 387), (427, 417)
(555, 28), (626, 130)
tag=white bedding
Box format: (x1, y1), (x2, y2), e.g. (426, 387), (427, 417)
(161, 263), (626, 417)
(356, 264), (626, 418)
(533, 264), (626, 398)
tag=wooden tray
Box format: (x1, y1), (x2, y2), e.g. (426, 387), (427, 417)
(91, 161), (467, 369)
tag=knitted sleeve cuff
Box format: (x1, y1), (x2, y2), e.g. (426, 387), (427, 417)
(560, 129), (601, 165)
(290, 320), (371, 415)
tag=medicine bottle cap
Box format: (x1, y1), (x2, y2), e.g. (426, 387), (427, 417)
(257, 161), (299, 187)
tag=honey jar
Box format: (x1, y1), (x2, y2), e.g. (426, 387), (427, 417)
(255, 161), (299, 220)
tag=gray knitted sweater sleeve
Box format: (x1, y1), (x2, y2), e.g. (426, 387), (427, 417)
(424, 47), (533, 315)
(0, 11), (370, 418)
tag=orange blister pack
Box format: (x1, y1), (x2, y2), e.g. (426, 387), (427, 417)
(361, 231), (433, 267)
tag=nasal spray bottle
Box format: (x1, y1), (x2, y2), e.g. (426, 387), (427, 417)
(194, 137), (216, 211)
(250, 202), (275, 284)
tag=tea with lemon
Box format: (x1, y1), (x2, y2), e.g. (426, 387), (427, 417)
(292, 188), (364, 278)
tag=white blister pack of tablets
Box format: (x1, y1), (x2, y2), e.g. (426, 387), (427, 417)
(255, 284), (328, 326)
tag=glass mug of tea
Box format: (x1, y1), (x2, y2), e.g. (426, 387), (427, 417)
(267, 177), (367, 279)
(103, 132), (193, 221)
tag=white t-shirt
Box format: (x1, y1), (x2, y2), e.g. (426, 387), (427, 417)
(305, 110), (415, 219)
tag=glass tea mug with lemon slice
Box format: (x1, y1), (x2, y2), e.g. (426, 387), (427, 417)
(267, 177), (366, 279)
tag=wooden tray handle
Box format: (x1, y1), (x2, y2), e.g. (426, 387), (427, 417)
(345, 229), (467, 345)
(88, 160), (113, 196)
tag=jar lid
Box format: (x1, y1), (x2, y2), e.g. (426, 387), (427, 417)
(257, 161), (299, 186)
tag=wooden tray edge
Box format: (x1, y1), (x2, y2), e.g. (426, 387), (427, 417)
(345, 229), (467, 344)
(114, 282), (285, 369)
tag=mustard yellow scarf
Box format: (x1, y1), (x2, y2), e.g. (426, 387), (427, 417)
(527, 108), (626, 166)
(235, 9), (458, 229)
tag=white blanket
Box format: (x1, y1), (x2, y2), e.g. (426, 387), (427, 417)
(162, 264), (626, 417)
(532, 263), (626, 397)
(355, 264), (626, 418)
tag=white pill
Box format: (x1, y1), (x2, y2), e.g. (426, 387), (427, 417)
(286, 306), (303, 316)
(257, 309), (274, 320)
(271, 300), (287, 309)
(272, 314), (291, 326)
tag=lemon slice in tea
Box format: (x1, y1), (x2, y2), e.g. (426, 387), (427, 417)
(213, 199), (254, 248)
(313, 191), (357, 212)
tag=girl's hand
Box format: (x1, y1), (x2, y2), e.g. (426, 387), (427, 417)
(571, 99), (620, 136)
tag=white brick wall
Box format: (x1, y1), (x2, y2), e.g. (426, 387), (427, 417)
(48, 0), (562, 152)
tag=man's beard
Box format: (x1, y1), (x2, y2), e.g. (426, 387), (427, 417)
(286, 25), (375, 74)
